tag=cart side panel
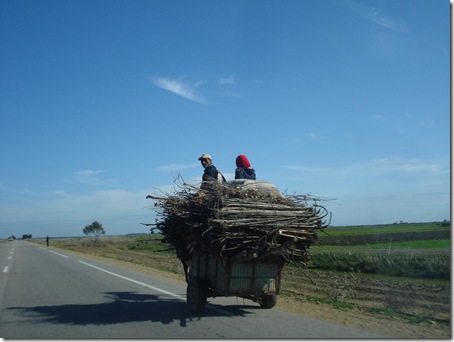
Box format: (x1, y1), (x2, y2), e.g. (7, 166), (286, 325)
(192, 254), (227, 295)
(229, 262), (282, 295)
(192, 254), (284, 297)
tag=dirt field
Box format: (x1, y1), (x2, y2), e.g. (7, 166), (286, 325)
(45, 242), (450, 339)
(279, 267), (450, 338)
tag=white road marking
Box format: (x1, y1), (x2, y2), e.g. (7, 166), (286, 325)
(78, 260), (233, 316)
(3, 266), (9, 273)
(48, 250), (69, 258)
(79, 260), (183, 297)
(8, 257), (11, 260)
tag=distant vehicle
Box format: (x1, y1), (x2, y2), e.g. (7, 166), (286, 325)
(8, 238), (13, 241)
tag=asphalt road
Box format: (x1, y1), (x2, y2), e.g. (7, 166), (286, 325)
(0, 240), (391, 339)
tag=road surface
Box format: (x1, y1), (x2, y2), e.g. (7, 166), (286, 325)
(0, 240), (391, 338)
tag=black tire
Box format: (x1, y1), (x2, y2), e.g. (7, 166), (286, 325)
(186, 277), (207, 312)
(259, 294), (277, 309)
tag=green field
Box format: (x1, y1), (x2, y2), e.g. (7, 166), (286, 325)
(345, 239), (450, 249)
(310, 222), (450, 280)
(321, 222), (447, 236)
(126, 222), (450, 281)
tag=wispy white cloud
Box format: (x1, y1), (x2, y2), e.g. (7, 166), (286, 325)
(331, 189), (449, 226)
(0, 182), (35, 196)
(284, 157), (446, 177)
(78, 170), (104, 176)
(0, 186), (159, 236)
(75, 169), (108, 185)
(372, 114), (385, 121)
(52, 190), (68, 197)
(219, 75), (236, 85)
(345, 1), (407, 32)
(368, 157), (442, 174)
(281, 157), (449, 225)
(306, 132), (324, 141)
(152, 77), (208, 104)
(217, 75), (240, 97)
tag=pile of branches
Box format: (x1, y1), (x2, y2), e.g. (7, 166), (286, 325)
(146, 179), (330, 265)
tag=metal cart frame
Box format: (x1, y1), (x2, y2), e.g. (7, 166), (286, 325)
(186, 252), (285, 312)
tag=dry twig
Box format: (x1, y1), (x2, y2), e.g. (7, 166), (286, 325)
(146, 179), (330, 264)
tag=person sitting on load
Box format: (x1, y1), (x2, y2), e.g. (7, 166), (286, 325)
(235, 154), (256, 180)
(198, 153), (226, 189)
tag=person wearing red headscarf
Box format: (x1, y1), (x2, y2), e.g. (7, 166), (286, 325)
(235, 154), (256, 180)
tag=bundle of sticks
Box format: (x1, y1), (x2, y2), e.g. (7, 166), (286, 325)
(146, 178), (330, 264)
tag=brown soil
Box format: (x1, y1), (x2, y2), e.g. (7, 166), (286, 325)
(278, 268), (450, 339)
(44, 242), (451, 339)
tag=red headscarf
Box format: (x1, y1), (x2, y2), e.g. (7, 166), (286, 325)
(236, 155), (251, 168)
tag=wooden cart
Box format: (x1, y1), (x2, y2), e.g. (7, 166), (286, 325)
(186, 252), (285, 312)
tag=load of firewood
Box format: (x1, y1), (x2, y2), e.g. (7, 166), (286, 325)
(146, 178), (330, 265)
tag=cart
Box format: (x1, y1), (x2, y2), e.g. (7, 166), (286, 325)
(186, 252), (285, 312)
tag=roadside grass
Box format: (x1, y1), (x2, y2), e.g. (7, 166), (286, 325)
(281, 289), (450, 327)
(366, 308), (451, 327)
(281, 290), (355, 310)
(126, 235), (174, 254)
(40, 234), (184, 275)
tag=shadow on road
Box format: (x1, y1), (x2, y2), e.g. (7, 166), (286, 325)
(6, 291), (257, 327)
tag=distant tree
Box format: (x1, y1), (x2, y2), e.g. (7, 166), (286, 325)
(83, 221), (106, 246)
(440, 219), (450, 227)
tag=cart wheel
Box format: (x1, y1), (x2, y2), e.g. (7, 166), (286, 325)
(186, 277), (207, 312)
(259, 294), (277, 309)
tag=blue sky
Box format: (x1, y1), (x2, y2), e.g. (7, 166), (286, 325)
(0, 0), (450, 238)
